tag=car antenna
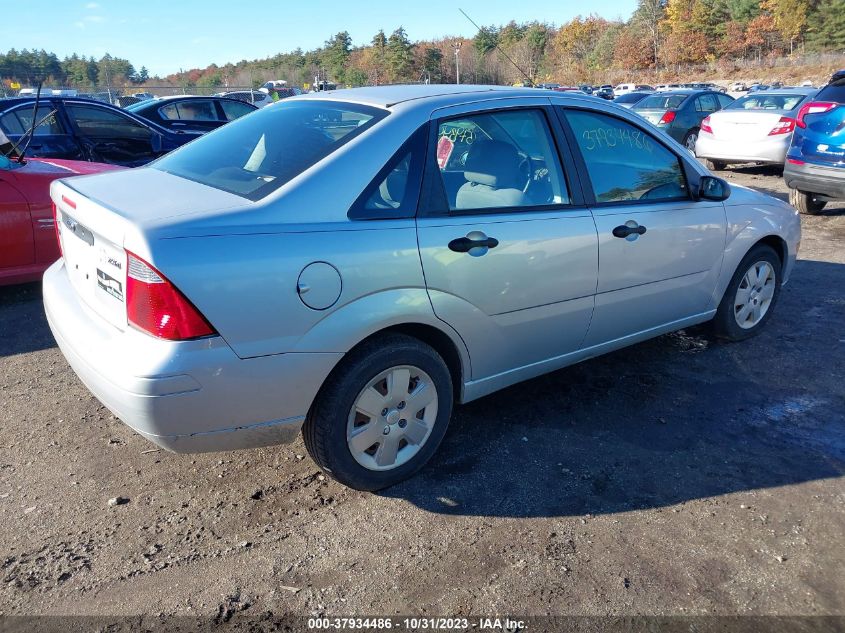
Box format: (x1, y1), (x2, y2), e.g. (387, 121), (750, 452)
(9, 82), (44, 164)
(458, 8), (534, 86)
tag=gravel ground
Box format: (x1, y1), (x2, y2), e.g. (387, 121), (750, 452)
(1, 166), (843, 624)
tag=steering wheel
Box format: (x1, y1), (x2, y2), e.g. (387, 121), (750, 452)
(516, 151), (533, 189)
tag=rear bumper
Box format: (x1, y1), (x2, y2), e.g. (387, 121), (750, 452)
(783, 161), (845, 199)
(695, 134), (789, 165)
(43, 260), (342, 453)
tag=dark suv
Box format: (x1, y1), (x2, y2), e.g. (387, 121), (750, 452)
(784, 69), (845, 213)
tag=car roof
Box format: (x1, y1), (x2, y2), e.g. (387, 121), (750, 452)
(296, 84), (543, 108)
(734, 87), (816, 96)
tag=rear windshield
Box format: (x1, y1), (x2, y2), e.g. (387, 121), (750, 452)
(817, 78), (845, 104)
(726, 93), (812, 111)
(634, 94), (688, 110)
(152, 100), (387, 200)
(615, 92), (649, 104)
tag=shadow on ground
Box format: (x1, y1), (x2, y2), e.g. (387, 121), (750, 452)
(0, 282), (55, 357)
(384, 259), (845, 517)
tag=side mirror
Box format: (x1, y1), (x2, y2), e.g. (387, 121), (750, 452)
(699, 175), (730, 201)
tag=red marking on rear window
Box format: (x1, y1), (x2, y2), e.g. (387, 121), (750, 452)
(61, 195), (77, 209)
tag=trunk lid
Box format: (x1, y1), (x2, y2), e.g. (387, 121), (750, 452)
(636, 109), (669, 125)
(707, 109), (791, 140)
(51, 168), (249, 330)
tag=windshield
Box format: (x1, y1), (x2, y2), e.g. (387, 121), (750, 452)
(634, 94), (688, 110)
(726, 93), (812, 111)
(152, 99), (387, 200)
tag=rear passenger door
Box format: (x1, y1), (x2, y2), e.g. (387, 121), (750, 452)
(158, 99), (222, 134)
(559, 106), (726, 347)
(416, 100), (598, 382)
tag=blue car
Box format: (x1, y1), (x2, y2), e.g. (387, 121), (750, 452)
(0, 97), (194, 167)
(784, 69), (845, 213)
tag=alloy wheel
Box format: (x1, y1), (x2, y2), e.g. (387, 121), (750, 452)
(734, 260), (776, 329)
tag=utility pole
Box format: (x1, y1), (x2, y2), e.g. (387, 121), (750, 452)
(453, 41), (462, 85)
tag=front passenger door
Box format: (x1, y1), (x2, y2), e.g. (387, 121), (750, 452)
(416, 104), (598, 382)
(561, 107), (726, 347)
(65, 103), (158, 166)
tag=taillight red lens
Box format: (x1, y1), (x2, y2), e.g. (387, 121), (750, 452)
(125, 251), (216, 341)
(659, 110), (676, 125)
(796, 101), (838, 128)
(768, 116), (796, 136)
(700, 115), (713, 134)
(51, 202), (63, 257)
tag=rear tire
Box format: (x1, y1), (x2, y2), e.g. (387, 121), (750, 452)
(711, 244), (781, 342)
(683, 129), (699, 153)
(303, 334), (453, 491)
(789, 188), (826, 214)
(703, 159), (726, 171)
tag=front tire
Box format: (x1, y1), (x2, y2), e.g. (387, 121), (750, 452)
(789, 188), (826, 214)
(703, 158), (726, 171)
(303, 334), (453, 491)
(711, 244), (781, 341)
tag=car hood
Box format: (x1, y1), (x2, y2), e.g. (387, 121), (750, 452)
(723, 182), (791, 210)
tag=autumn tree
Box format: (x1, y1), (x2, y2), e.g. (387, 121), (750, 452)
(763, 0), (809, 53)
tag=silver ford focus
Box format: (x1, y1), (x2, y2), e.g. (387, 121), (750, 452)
(44, 85), (800, 490)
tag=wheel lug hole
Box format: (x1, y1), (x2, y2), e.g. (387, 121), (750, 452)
(398, 419), (407, 428)
(397, 401), (405, 410)
(382, 426), (390, 435)
(381, 408), (389, 417)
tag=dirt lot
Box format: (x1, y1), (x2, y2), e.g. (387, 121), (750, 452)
(1, 166), (844, 625)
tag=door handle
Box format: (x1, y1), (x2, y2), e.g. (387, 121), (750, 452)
(448, 232), (499, 254)
(612, 223), (647, 239)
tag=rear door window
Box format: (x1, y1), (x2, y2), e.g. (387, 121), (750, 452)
(434, 109), (569, 212)
(695, 94), (718, 112)
(564, 109), (688, 204)
(0, 105), (66, 136)
(219, 99), (256, 121)
(159, 100), (218, 121)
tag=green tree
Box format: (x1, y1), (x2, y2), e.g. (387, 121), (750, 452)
(322, 31), (352, 83)
(421, 47), (443, 82)
(386, 27), (414, 82)
(805, 0), (845, 51)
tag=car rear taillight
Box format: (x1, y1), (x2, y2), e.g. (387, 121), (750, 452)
(658, 111), (676, 125)
(768, 116), (796, 136)
(700, 115), (713, 134)
(126, 251), (216, 341)
(787, 158), (805, 165)
(51, 202), (63, 257)
(795, 101), (838, 128)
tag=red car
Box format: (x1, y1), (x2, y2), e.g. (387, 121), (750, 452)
(1, 153), (121, 285)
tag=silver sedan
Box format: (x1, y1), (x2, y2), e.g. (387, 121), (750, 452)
(44, 85), (800, 490)
(695, 88), (817, 170)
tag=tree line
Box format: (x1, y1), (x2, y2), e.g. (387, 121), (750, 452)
(2, 0), (843, 91)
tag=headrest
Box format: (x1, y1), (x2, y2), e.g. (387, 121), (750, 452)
(464, 139), (522, 189)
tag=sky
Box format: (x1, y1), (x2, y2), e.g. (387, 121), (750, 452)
(6, 0), (638, 77)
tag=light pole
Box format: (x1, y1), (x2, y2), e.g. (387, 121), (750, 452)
(453, 41), (462, 85)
